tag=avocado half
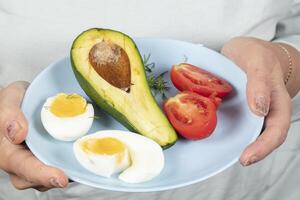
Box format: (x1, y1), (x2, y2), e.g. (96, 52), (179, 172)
(70, 28), (177, 148)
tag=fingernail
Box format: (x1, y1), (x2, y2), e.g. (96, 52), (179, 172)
(242, 159), (250, 166)
(6, 121), (21, 142)
(243, 156), (257, 166)
(49, 177), (64, 188)
(255, 96), (269, 116)
(249, 156), (257, 165)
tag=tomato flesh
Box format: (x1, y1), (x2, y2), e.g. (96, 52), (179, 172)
(163, 92), (217, 140)
(171, 63), (232, 98)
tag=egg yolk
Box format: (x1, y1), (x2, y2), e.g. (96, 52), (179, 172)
(81, 137), (126, 155)
(50, 93), (87, 117)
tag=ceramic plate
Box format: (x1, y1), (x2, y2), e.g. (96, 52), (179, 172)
(22, 38), (263, 192)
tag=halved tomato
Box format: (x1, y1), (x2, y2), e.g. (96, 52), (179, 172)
(170, 63), (232, 98)
(163, 91), (217, 140)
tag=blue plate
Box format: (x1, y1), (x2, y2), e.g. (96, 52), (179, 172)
(22, 38), (263, 192)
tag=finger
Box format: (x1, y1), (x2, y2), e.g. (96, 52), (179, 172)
(14, 150), (69, 188)
(0, 81), (30, 144)
(246, 71), (271, 116)
(34, 186), (50, 192)
(221, 38), (272, 116)
(9, 173), (40, 190)
(240, 85), (291, 166)
(10, 174), (50, 191)
(2, 138), (68, 188)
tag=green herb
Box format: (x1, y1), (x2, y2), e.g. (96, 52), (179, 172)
(149, 71), (170, 99)
(143, 54), (155, 73)
(143, 54), (169, 99)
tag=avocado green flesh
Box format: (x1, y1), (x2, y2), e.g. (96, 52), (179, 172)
(70, 28), (177, 148)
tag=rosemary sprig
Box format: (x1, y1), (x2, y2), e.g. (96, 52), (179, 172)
(143, 54), (169, 99)
(149, 71), (170, 99)
(143, 54), (155, 73)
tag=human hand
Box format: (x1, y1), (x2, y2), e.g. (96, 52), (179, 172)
(221, 37), (300, 166)
(0, 81), (69, 191)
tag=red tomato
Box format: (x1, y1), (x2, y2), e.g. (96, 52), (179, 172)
(170, 63), (233, 98)
(208, 94), (222, 108)
(163, 91), (217, 140)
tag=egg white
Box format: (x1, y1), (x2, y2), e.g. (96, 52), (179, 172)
(73, 130), (164, 183)
(41, 96), (94, 141)
(73, 138), (131, 178)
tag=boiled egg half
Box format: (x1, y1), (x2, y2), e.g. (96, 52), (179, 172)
(73, 130), (164, 183)
(41, 93), (94, 141)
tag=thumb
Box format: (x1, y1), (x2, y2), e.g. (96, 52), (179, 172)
(1, 138), (69, 189)
(246, 69), (271, 116)
(221, 38), (271, 116)
(0, 81), (30, 144)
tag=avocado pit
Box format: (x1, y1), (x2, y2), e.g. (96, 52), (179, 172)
(89, 41), (131, 92)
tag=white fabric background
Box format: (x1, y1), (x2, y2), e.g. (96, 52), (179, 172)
(0, 0), (300, 199)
